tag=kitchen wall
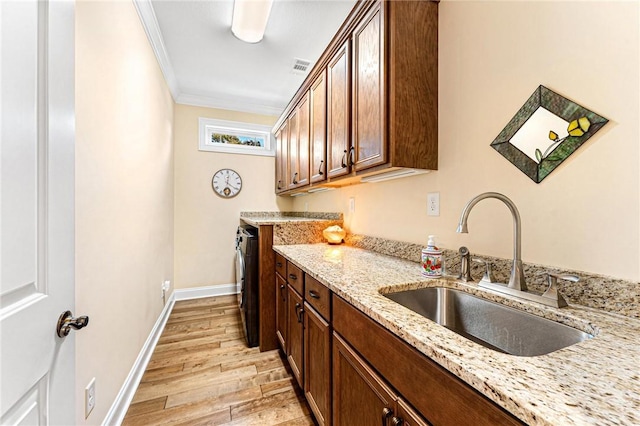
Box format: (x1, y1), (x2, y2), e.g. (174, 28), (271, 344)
(293, 0), (640, 282)
(173, 104), (292, 289)
(75, 0), (174, 424)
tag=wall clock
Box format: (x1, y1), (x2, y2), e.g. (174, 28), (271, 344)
(212, 168), (242, 198)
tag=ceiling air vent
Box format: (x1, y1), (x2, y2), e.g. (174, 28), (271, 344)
(291, 58), (311, 75)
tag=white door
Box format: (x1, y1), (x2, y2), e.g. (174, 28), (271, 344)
(1, 0), (77, 424)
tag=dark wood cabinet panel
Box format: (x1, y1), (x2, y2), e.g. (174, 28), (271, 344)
(258, 226), (277, 352)
(287, 285), (304, 388)
(397, 399), (431, 426)
(305, 275), (331, 321)
(352, 2), (386, 171)
(275, 252), (286, 278)
(304, 304), (332, 426)
(332, 295), (524, 426)
(288, 94), (310, 189)
(333, 333), (396, 426)
(310, 71), (327, 183)
(275, 124), (288, 193)
(327, 40), (351, 179)
(275, 273), (288, 352)
(286, 262), (304, 295)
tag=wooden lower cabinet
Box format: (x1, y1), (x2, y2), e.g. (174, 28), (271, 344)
(275, 273), (287, 351)
(304, 303), (331, 426)
(287, 285), (304, 388)
(332, 295), (524, 426)
(333, 333), (426, 426)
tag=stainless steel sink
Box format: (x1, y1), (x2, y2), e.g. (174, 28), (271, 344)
(384, 287), (592, 356)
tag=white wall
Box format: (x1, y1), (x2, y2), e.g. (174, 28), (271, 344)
(173, 104), (292, 289)
(294, 0), (640, 282)
(75, 1), (174, 423)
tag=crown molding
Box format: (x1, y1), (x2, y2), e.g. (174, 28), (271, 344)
(133, 0), (180, 100)
(134, 0), (284, 117)
(176, 93), (283, 117)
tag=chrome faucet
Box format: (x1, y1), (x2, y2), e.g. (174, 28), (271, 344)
(456, 192), (527, 291)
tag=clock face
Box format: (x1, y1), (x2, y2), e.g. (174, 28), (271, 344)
(212, 169), (242, 198)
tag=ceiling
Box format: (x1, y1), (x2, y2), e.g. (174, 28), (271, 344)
(140, 0), (357, 116)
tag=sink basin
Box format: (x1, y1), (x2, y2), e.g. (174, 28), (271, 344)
(384, 287), (592, 356)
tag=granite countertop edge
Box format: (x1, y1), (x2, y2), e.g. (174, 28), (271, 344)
(273, 243), (640, 426)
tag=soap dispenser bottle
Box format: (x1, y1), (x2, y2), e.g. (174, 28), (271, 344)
(421, 235), (443, 278)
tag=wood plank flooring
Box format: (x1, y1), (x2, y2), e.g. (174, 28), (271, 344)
(123, 295), (315, 426)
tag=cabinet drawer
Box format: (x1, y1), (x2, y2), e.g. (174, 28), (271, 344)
(287, 262), (304, 295)
(305, 275), (331, 320)
(275, 252), (286, 278)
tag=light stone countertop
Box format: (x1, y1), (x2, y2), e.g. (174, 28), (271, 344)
(273, 243), (640, 426)
(241, 217), (332, 226)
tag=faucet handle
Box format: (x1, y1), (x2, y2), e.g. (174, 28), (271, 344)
(457, 246), (473, 282)
(472, 257), (495, 283)
(542, 273), (578, 308)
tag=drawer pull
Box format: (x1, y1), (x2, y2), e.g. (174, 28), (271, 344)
(391, 416), (403, 426)
(276, 261), (283, 267)
(382, 407), (393, 426)
(289, 273), (298, 280)
(308, 290), (320, 299)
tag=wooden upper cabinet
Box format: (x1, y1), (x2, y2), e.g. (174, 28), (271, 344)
(275, 123), (288, 193)
(273, 0), (438, 194)
(288, 94), (311, 190)
(310, 71), (327, 183)
(327, 40), (351, 179)
(352, 2), (386, 172)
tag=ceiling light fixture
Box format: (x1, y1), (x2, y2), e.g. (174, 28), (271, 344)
(231, 0), (274, 44)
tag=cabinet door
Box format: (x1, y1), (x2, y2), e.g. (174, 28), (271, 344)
(327, 40), (351, 179)
(304, 304), (331, 426)
(275, 273), (288, 352)
(288, 94), (310, 190)
(275, 123), (288, 193)
(310, 71), (327, 183)
(333, 333), (397, 426)
(397, 399), (431, 426)
(352, 2), (386, 171)
(287, 285), (304, 388)
(287, 109), (299, 190)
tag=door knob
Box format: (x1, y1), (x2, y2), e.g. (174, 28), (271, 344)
(56, 310), (89, 338)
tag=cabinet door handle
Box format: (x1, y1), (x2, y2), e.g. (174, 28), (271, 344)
(349, 146), (355, 166)
(288, 273), (297, 281)
(277, 179), (282, 190)
(295, 303), (304, 323)
(318, 160), (324, 176)
(308, 290), (320, 299)
(279, 284), (285, 290)
(341, 150), (347, 168)
(292, 172), (299, 185)
(391, 416), (403, 426)
(382, 407), (393, 426)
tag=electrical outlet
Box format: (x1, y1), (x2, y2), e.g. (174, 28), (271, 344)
(349, 197), (355, 213)
(161, 280), (170, 299)
(427, 192), (440, 216)
(85, 378), (96, 418)
(304, 201), (309, 212)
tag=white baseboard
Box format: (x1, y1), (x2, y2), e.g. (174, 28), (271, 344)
(173, 283), (238, 301)
(101, 293), (176, 426)
(101, 283), (237, 425)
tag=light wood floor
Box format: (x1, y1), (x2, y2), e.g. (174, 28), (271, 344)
(122, 295), (314, 426)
